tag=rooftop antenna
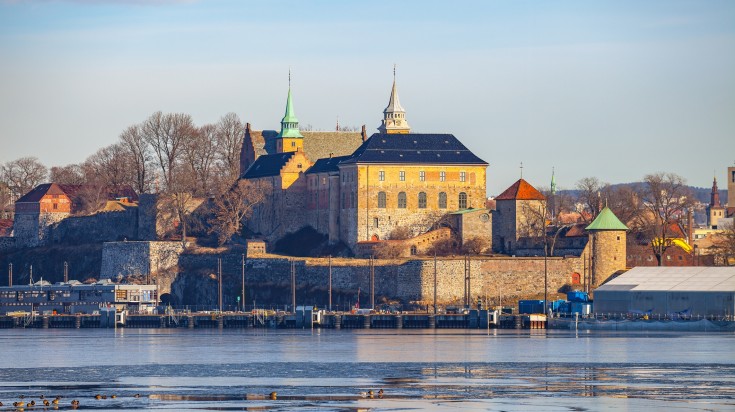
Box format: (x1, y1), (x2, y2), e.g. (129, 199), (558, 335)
(520, 161), (524, 179)
(336, 116), (340, 131)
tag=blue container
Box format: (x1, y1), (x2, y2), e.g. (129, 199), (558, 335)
(518, 300), (544, 314)
(567, 291), (589, 303)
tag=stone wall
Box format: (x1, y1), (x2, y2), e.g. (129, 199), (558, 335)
(50, 208), (137, 244)
(166, 253), (585, 307)
(99, 241), (184, 280)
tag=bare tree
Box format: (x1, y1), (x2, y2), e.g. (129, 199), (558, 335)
(710, 221), (735, 266)
(83, 143), (133, 190)
(575, 177), (605, 222)
(0, 181), (12, 219)
(462, 236), (489, 254)
(638, 172), (695, 266)
(119, 124), (153, 194)
(50, 164), (85, 185)
(208, 179), (268, 245)
(215, 113), (244, 183)
(1, 156), (48, 198)
(388, 226), (413, 240)
(142, 112), (196, 190)
(182, 124), (219, 196)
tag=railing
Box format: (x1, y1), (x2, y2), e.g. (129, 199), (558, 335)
(551, 312), (734, 322)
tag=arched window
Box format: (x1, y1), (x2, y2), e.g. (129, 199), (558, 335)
(418, 192), (427, 208)
(398, 192), (407, 208)
(438, 192), (447, 209)
(458, 192), (467, 209)
(378, 192), (386, 208)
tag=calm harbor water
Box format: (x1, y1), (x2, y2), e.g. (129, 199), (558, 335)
(0, 329), (733, 411)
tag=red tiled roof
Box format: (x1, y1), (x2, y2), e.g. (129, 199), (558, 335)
(15, 183), (139, 204)
(495, 179), (546, 201)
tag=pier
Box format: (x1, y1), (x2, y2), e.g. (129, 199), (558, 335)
(0, 310), (547, 330)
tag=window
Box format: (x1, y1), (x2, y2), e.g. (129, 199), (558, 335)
(440, 171), (446, 182)
(419, 171), (425, 181)
(53, 203), (57, 210)
(322, 177), (326, 185)
(374, 217), (379, 228)
(398, 192), (407, 208)
(460, 171), (466, 182)
(459, 192), (467, 209)
(351, 192), (356, 208)
(438, 192), (447, 209)
(378, 192), (386, 208)
(291, 141), (296, 147)
(379, 170), (385, 181)
(418, 192), (427, 208)
(297, 163), (302, 169)
(399, 171), (405, 181)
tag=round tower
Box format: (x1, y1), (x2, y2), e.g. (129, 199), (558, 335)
(586, 207), (628, 288)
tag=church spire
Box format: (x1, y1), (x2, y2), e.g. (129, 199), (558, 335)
(276, 70), (304, 153)
(711, 175), (721, 207)
(378, 65), (411, 134)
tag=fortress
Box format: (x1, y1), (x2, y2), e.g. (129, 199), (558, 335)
(4, 74), (629, 305)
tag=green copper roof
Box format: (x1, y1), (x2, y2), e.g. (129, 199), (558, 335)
(550, 168), (556, 195)
(277, 87), (304, 139)
(585, 207), (628, 231)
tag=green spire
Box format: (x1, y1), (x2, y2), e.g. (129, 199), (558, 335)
(586, 207), (628, 231)
(550, 167), (556, 196)
(277, 72), (303, 139)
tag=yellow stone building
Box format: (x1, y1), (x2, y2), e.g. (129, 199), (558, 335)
(242, 75), (489, 252)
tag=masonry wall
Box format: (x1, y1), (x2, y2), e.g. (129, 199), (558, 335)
(99, 241), (184, 280)
(164, 254), (584, 307)
(50, 209), (138, 244)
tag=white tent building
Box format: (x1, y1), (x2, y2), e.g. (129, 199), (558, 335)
(594, 267), (735, 317)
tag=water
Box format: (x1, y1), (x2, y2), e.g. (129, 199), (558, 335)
(0, 329), (733, 411)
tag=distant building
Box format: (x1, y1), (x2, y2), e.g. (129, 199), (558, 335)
(593, 266), (735, 317)
(728, 166), (735, 218)
(707, 176), (726, 228)
(492, 178), (547, 255)
(12, 183), (138, 248)
(0, 280), (158, 315)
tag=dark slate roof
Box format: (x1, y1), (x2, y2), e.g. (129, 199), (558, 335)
(339, 133), (487, 165)
(242, 152), (295, 178)
(305, 155), (351, 174)
(15, 183), (60, 203)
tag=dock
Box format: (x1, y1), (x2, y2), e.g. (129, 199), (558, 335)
(0, 310), (547, 330)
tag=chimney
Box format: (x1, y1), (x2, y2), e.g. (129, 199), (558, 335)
(361, 125), (367, 142)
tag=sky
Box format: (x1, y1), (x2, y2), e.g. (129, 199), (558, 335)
(0, 0), (733, 195)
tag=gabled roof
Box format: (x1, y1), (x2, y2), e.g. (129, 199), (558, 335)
(305, 155), (351, 174)
(16, 183), (139, 203)
(495, 179), (545, 201)
(585, 207), (628, 231)
(243, 152), (295, 179)
(15, 183), (65, 203)
(339, 133), (487, 165)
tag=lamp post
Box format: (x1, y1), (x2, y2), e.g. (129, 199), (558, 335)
(241, 254), (246, 312)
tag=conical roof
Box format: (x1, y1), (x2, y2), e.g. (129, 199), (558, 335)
(277, 87), (303, 139)
(495, 179), (545, 201)
(585, 207), (628, 231)
(384, 80), (405, 113)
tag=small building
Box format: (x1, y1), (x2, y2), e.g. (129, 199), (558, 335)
(0, 280), (158, 315)
(593, 266), (735, 317)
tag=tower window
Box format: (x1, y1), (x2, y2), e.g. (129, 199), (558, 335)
(398, 192), (407, 208)
(459, 192), (467, 209)
(419, 171), (425, 181)
(418, 192), (427, 209)
(291, 141), (296, 147)
(438, 192), (447, 209)
(378, 192), (386, 208)
(460, 171), (466, 182)
(374, 217), (379, 228)
(399, 171), (405, 181)
(379, 170), (385, 181)
(440, 171), (446, 182)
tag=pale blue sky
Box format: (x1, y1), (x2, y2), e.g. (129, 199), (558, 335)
(1, 0), (733, 194)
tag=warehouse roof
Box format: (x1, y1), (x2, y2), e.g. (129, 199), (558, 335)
(597, 266), (735, 292)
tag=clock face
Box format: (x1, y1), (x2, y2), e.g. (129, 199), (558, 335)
(395, 120), (402, 126)
(480, 213), (489, 222)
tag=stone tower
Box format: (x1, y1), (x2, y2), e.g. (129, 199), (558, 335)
(276, 74), (304, 153)
(378, 68), (411, 134)
(707, 176), (725, 228)
(586, 207), (627, 288)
